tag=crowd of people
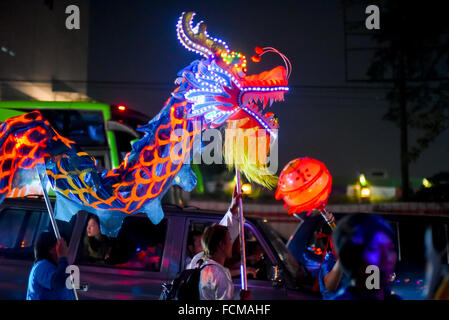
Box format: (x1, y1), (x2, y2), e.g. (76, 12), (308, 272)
(26, 187), (449, 301)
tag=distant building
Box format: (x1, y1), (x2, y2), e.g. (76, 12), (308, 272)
(344, 170), (423, 202)
(0, 0), (90, 101)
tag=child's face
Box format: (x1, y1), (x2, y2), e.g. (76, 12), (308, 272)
(87, 218), (101, 237)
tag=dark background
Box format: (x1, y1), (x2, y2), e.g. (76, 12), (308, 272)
(87, 0), (449, 186)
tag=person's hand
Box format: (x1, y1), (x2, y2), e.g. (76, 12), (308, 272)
(246, 267), (259, 279)
(229, 186), (243, 216)
(240, 290), (252, 300)
(56, 239), (68, 259)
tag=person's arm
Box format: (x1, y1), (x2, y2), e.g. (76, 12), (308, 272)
(323, 259), (343, 292)
(219, 188), (242, 243)
(51, 239), (70, 290)
(34, 239), (70, 290)
(230, 266), (258, 278)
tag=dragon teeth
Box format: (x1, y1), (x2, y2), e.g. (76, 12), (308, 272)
(263, 96), (268, 109)
(243, 90), (285, 108)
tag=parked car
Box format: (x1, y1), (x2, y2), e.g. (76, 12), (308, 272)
(0, 197), (318, 300)
(287, 211), (449, 300)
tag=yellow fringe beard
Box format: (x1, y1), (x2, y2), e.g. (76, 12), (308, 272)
(223, 121), (278, 189)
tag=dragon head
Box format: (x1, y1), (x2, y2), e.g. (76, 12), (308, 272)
(176, 12), (291, 187)
(176, 12), (290, 136)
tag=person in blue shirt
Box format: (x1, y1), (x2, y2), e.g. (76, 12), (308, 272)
(318, 250), (347, 300)
(26, 232), (76, 300)
(316, 210), (348, 299)
(331, 214), (400, 300)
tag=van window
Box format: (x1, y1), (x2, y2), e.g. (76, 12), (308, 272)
(77, 215), (167, 272)
(21, 211), (41, 248)
(239, 225), (272, 281)
(0, 207), (74, 259)
(185, 220), (273, 280)
(398, 221), (448, 265)
(0, 209), (26, 249)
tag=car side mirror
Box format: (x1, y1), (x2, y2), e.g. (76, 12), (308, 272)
(270, 265), (285, 287)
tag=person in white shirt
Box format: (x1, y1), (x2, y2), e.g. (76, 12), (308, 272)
(187, 189), (241, 269)
(199, 224), (235, 300)
(187, 188), (252, 300)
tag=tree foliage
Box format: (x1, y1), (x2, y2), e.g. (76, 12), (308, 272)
(366, 1), (449, 162)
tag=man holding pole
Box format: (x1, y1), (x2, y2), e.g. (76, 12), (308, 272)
(188, 185), (251, 300)
(199, 224), (235, 300)
(26, 232), (75, 300)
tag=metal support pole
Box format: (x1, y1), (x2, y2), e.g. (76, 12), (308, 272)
(235, 169), (247, 291)
(321, 208), (336, 230)
(37, 169), (78, 300)
(37, 173), (61, 239)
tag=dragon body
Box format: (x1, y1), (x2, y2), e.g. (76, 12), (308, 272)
(0, 12), (290, 236)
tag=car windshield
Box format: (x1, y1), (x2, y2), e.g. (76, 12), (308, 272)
(254, 219), (303, 280)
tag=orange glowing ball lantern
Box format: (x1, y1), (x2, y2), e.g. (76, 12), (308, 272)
(275, 157), (332, 214)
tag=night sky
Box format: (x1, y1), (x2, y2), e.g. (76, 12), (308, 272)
(87, 0), (449, 185)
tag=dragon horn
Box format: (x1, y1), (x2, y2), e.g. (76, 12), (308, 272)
(176, 12), (229, 58)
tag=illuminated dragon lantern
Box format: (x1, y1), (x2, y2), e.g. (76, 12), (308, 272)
(0, 12), (291, 236)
